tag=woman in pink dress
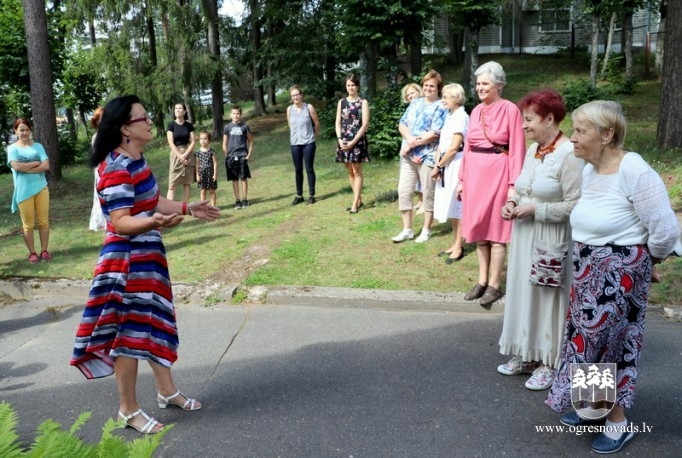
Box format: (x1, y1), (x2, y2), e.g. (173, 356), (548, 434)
(456, 61), (525, 308)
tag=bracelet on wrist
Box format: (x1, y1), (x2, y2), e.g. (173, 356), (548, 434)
(507, 200), (517, 207)
(182, 202), (188, 215)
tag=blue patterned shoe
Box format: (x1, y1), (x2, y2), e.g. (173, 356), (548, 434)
(590, 429), (634, 454)
(560, 411), (602, 427)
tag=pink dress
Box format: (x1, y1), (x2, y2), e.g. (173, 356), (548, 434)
(459, 99), (525, 243)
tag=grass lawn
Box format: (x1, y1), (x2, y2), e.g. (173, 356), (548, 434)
(1, 53), (680, 306)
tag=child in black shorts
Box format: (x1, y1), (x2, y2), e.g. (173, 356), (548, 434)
(222, 106), (254, 209)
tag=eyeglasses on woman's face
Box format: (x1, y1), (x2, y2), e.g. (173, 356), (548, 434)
(125, 114), (152, 125)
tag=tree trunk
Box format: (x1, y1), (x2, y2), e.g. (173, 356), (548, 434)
(203, 0), (223, 139)
(407, 28), (422, 77)
(600, 13), (616, 79)
(462, 26), (480, 99)
(322, 0), (336, 99)
(22, 0), (61, 181)
(249, 0), (265, 116)
(655, 2), (666, 74)
(622, 11), (634, 84)
(657, 0), (682, 148)
(365, 42), (378, 101)
(589, 11), (599, 89)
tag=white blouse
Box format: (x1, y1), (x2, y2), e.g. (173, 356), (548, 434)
(571, 152), (680, 259)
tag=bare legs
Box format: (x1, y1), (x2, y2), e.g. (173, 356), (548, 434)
(114, 355), (201, 433)
(200, 188), (217, 207)
(475, 241), (507, 289)
(167, 184), (191, 202)
(22, 226), (49, 255)
(345, 163), (364, 211)
(445, 219), (463, 257)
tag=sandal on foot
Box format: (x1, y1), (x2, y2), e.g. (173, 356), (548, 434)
(157, 390), (202, 411)
(118, 409), (163, 434)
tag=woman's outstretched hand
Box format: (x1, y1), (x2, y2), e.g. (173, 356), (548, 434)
(189, 201), (221, 221)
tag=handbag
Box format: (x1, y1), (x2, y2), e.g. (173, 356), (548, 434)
(529, 238), (568, 287)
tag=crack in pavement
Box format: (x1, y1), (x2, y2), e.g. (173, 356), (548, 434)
(204, 306), (251, 385)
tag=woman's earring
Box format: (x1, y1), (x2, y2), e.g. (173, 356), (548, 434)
(126, 137), (131, 144)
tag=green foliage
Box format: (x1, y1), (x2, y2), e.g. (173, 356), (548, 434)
(57, 125), (90, 166)
(562, 79), (604, 111)
(0, 401), (169, 457)
(365, 85), (407, 159)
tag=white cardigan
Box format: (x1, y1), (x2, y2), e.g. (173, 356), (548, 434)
(571, 152), (680, 259)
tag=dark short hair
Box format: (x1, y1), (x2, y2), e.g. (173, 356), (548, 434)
(231, 105), (242, 114)
(199, 130), (211, 140)
(518, 89), (567, 124)
(92, 95), (140, 167)
(13, 118), (32, 131)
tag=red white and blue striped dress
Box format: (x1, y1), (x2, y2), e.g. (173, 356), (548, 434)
(71, 152), (178, 379)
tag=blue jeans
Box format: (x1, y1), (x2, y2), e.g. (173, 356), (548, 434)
(291, 142), (316, 197)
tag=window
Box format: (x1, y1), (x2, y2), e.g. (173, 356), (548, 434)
(540, 7), (571, 33)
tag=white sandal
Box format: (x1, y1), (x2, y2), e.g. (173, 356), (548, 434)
(157, 390), (201, 411)
(118, 409), (163, 434)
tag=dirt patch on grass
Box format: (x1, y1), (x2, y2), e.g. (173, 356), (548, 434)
(246, 112), (288, 135)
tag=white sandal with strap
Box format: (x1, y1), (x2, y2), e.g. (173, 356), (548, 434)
(157, 390), (201, 411)
(118, 409), (163, 434)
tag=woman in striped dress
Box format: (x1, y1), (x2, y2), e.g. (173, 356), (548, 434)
(70, 95), (220, 434)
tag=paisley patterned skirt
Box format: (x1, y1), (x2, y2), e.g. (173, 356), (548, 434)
(545, 242), (651, 412)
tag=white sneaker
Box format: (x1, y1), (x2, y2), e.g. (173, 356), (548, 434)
(525, 365), (555, 391)
(414, 230), (431, 243)
(391, 229), (414, 243)
(497, 356), (538, 376)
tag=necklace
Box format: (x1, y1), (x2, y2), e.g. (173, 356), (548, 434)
(534, 131), (563, 161)
(118, 146), (142, 160)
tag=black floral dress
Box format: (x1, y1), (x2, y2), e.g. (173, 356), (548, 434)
(196, 148), (218, 190)
(335, 98), (370, 163)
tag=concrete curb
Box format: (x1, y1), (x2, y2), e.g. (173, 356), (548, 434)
(3, 278), (679, 319)
(0, 278), (504, 314)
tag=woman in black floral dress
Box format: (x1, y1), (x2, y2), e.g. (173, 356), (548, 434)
(335, 73), (370, 213)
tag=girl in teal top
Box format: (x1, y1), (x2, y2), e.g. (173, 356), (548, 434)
(6, 118), (52, 264)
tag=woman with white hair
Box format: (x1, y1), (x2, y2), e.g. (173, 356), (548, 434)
(431, 83), (469, 263)
(457, 61), (525, 307)
(546, 100), (679, 454)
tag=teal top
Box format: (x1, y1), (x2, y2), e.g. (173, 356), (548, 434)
(6, 142), (48, 213)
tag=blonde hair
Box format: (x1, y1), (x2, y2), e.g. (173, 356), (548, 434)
(401, 83), (422, 104)
(572, 100), (627, 149)
(442, 83), (466, 106)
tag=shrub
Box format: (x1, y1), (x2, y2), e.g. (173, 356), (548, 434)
(562, 79), (604, 111)
(0, 401), (170, 457)
(365, 85), (409, 160)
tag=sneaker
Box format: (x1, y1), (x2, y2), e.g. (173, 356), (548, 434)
(391, 229), (414, 243)
(525, 365), (555, 390)
(414, 230), (431, 243)
(28, 253), (40, 264)
(234, 200), (242, 210)
(40, 250), (53, 261)
(591, 429), (635, 454)
(306, 196), (316, 205)
(497, 356), (538, 376)
(292, 196), (305, 205)
(242, 199), (250, 208)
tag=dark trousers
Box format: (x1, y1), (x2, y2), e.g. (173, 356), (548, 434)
(291, 142), (316, 197)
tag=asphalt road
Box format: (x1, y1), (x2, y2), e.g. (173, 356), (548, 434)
(1, 294), (680, 457)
